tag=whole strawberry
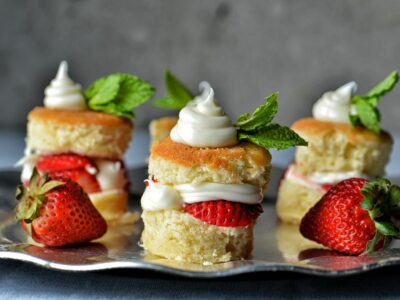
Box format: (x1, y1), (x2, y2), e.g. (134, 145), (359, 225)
(300, 178), (400, 255)
(15, 168), (107, 247)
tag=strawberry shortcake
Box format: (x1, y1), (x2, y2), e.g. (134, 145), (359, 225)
(141, 81), (306, 263)
(18, 61), (154, 224)
(277, 73), (398, 225)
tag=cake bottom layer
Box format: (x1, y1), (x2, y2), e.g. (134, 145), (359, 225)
(89, 190), (138, 225)
(141, 209), (254, 264)
(276, 178), (324, 225)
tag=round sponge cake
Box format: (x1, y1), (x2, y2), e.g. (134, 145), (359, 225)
(292, 118), (393, 176)
(27, 107), (133, 160)
(141, 209), (253, 263)
(149, 137), (272, 188)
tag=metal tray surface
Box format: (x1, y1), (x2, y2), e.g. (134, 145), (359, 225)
(1, 168), (400, 278)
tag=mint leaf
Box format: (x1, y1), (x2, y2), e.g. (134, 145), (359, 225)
(153, 96), (189, 110)
(367, 71), (399, 99)
(85, 73), (155, 119)
(153, 70), (193, 110)
(85, 76), (119, 105)
(237, 113), (250, 124)
(238, 123), (308, 151)
(236, 92), (308, 150)
(236, 93), (278, 131)
(350, 71), (398, 133)
(355, 100), (380, 134)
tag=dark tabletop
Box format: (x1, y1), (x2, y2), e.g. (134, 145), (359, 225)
(1, 259), (400, 299)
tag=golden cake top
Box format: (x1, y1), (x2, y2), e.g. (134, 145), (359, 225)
(29, 107), (133, 130)
(292, 118), (392, 145)
(151, 137), (271, 171)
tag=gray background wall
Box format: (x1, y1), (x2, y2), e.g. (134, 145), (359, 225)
(1, 0), (400, 131)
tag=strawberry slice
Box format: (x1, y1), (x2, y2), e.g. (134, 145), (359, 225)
(37, 154), (97, 172)
(49, 169), (101, 194)
(145, 178), (158, 187)
(321, 183), (333, 192)
(183, 200), (263, 227)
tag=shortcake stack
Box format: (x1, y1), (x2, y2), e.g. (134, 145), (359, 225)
(19, 61), (154, 224)
(277, 73), (398, 224)
(141, 82), (306, 263)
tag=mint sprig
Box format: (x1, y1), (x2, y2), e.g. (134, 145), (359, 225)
(236, 93), (308, 150)
(153, 70), (194, 110)
(85, 73), (155, 119)
(350, 71), (398, 134)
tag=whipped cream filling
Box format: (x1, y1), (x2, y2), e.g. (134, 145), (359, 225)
(175, 183), (262, 204)
(170, 82), (238, 147)
(141, 180), (182, 211)
(44, 61), (87, 111)
(308, 170), (369, 184)
(285, 165), (321, 191)
(94, 160), (127, 191)
(17, 152), (126, 192)
(17, 154), (40, 184)
(312, 82), (357, 124)
(140, 180), (263, 211)
(285, 164), (369, 191)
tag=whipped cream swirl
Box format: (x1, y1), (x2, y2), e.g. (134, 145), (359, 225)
(44, 61), (87, 111)
(170, 82), (238, 147)
(312, 82), (357, 124)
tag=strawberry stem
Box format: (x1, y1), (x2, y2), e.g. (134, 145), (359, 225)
(15, 167), (65, 223)
(361, 178), (400, 253)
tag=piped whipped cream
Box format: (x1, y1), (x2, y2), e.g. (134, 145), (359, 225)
(140, 180), (263, 211)
(170, 82), (238, 147)
(44, 61), (87, 111)
(312, 82), (357, 124)
(141, 180), (182, 211)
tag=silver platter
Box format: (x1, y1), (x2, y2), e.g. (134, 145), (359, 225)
(1, 168), (400, 278)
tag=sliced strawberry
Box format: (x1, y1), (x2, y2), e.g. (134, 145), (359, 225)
(321, 183), (333, 192)
(183, 200), (263, 227)
(37, 154), (97, 172)
(145, 178), (158, 187)
(49, 169), (101, 194)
